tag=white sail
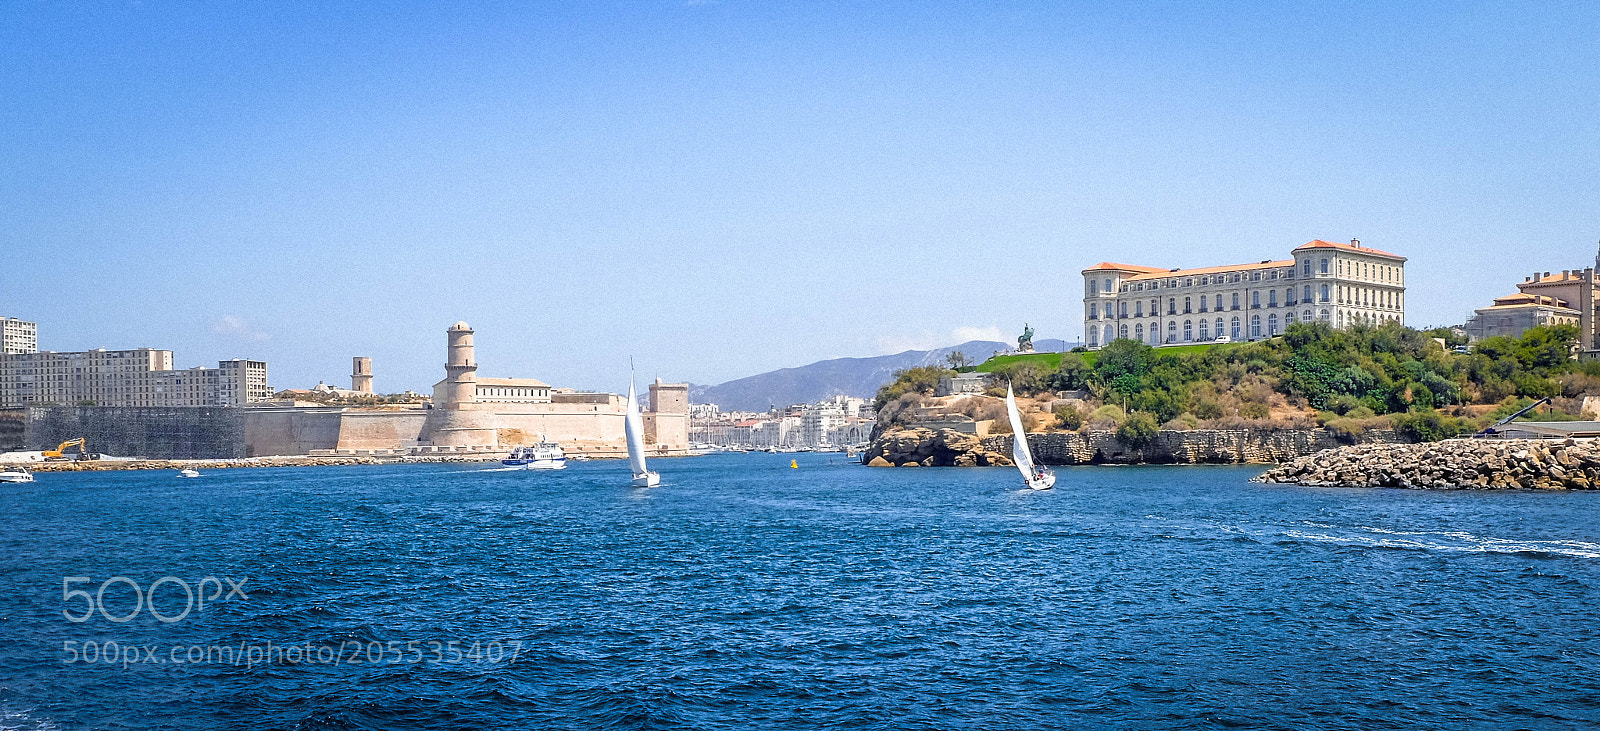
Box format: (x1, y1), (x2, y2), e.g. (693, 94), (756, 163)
(1006, 384), (1035, 481)
(625, 379), (649, 478)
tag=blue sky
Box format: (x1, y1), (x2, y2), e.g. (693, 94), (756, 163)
(2, 2), (1597, 393)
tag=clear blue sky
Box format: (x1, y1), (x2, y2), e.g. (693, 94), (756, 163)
(2, 2), (1596, 393)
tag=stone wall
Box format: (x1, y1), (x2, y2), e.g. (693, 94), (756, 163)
(865, 426), (1400, 467)
(22, 406), (245, 460)
(0, 408), (24, 451)
(983, 428), (1401, 465)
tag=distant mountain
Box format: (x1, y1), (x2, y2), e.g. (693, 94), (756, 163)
(690, 339), (1074, 412)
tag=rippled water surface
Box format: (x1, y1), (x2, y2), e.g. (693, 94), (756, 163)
(3, 454), (1599, 729)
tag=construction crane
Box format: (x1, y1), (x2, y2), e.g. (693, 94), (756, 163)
(1473, 397), (1553, 438)
(42, 438), (98, 460)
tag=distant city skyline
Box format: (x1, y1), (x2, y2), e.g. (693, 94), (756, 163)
(3, 3), (1597, 393)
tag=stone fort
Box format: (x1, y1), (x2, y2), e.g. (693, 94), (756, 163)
(245, 321), (688, 457)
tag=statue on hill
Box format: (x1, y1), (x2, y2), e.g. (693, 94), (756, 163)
(1018, 324), (1035, 353)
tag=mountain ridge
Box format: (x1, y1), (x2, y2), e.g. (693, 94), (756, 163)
(689, 339), (1074, 412)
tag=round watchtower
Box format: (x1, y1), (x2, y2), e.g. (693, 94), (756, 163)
(442, 321), (478, 407)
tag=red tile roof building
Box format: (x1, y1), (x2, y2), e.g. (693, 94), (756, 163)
(1080, 239), (1407, 349)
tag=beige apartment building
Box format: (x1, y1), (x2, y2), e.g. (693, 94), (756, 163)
(1082, 239), (1406, 349)
(0, 342), (270, 408)
(1463, 293), (1580, 341)
(1506, 253), (1600, 352)
(2, 317), (37, 355)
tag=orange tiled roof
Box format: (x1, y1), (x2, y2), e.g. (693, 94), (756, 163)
(1124, 259), (1294, 281)
(1081, 262), (1169, 274)
(1492, 292), (1570, 308)
(1292, 239), (1405, 261)
(1521, 271), (1585, 285)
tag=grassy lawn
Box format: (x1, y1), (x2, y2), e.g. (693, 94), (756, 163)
(974, 352), (1066, 372)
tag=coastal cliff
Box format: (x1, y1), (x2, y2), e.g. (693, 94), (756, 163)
(1254, 438), (1600, 489)
(864, 427), (1398, 467)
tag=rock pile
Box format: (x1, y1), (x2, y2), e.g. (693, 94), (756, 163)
(863, 428), (1013, 467)
(1254, 438), (1600, 490)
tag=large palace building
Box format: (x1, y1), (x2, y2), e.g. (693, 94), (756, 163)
(1081, 239), (1406, 349)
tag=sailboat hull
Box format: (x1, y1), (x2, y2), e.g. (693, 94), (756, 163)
(1025, 471), (1057, 490)
(631, 471), (660, 488)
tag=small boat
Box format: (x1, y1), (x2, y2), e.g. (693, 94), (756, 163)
(177, 468), (200, 479)
(0, 467), (34, 483)
(503, 438), (567, 470)
(625, 370), (660, 487)
(1007, 384), (1055, 490)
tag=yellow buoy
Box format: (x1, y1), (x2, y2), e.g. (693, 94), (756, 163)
(790, 459), (798, 469)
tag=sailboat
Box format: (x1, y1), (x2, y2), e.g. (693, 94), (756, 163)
(625, 372), (661, 487)
(1006, 383), (1056, 490)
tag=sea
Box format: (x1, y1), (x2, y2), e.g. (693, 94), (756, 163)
(1, 453), (1598, 730)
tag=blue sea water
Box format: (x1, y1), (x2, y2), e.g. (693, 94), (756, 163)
(2, 453), (1599, 730)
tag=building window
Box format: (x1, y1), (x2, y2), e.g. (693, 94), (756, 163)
(1231, 293), (1240, 310)
(1104, 324), (1113, 343)
(1231, 317), (1241, 339)
(1252, 291), (1260, 308)
(1150, 298), (1158, 314)
(1168, 298), (1176, 315)
(1119, 302), (1128, 317)
(1119, 324), (1129, 339)
(1215, 317), (1224, 338)
(1199, 319), (1209, 340)
(1089, 279), (1098, 295)
(1268, 290), (1277, 307)
(1268, 314), (1279, 336)
(1167, 321), (1177, 343)
(1134, 324), (1144, 341)
(1135, 301), (1144, 317)
(1319, 258), (1329, 274)
(1184, 320), (1193, 341)
(1251, 315), (1262, 338)
(1184, 297), (1192, 314)
(1104, 278), (1112, 293)
(1199, 297), (1208, 313)
(1320, 284), (1329, 302)
(1089, 304), (1097, 319)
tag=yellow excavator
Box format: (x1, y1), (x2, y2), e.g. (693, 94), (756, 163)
(43, 438), (99, 461)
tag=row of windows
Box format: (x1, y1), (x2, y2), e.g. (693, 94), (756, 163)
(1087, 310), (1336, 347)
(1090, 257), (1403, 296)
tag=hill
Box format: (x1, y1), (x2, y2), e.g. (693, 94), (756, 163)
(690, 339), (1072, 411)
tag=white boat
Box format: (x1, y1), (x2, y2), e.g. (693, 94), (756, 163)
(503, 438), (567, 470)
(1007, 384), (1056, 490)
(177, 469), (200, 479)
(0, 467), (34, 483)
(625, 372), (660, 487)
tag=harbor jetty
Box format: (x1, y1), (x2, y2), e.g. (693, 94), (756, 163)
(1255, 437), (1600, 490)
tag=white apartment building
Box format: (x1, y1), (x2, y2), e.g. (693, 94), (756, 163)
(2, 318), (37, 355)
(1081, 239), (1406, 349)
(0, 349), (270, 407)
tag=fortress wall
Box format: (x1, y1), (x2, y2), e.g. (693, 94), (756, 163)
(26, 406), (245, 460)
(243, 408), (344, 456)
(335, 411), (427, 450)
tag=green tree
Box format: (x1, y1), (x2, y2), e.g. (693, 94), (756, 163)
(1116, 411), (1160, 447)
(873, 366), (954, 410)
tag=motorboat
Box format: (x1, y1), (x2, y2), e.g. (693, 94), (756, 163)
(0, 467), (34, 483)
(177, 469), (200, 478)
(1006, 384), (1056, 490)
(503, 439), (567, 470)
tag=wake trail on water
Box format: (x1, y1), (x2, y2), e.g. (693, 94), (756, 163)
(1278, 524), (1600, 559)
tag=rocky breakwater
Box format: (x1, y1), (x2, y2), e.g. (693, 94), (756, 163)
(1255, 438), (1600, 490)
(863, 428), (1013, 467)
